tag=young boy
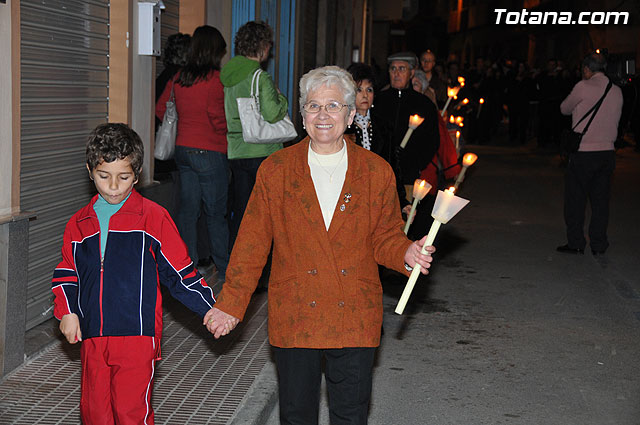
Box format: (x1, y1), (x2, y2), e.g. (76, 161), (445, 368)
(51, 123), (216, 424)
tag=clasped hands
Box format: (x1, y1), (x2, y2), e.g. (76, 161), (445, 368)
(203, 307), (240, 339)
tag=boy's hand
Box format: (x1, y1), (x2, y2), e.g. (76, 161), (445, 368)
(203, 307), (240, 339)
(60, 313), (82, 344)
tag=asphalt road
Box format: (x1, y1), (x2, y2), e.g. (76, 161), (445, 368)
(265, 143), (640, 425)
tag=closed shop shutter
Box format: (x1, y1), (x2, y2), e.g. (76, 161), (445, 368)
(20, 0), (110, 329)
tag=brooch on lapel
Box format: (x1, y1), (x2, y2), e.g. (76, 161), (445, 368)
(340, 192), (352, 212)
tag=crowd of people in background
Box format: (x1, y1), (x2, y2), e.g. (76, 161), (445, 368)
(154, 21), (635, 277)
(52, 17), (632, 424)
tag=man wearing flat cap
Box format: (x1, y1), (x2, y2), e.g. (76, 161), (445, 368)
(375, 52), (440, 238)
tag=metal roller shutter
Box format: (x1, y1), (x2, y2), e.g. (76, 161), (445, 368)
(20, 0), (109, 329)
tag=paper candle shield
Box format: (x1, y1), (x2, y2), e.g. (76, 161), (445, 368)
(412, 179), (432, 201)
(431, 190), (470, 224)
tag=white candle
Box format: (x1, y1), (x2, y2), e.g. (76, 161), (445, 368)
(399, 115), (425, 148)
(453, 153), (478, 190)
(403, 180), (432, 234)
(395, 220), (441, 314)
(455, 130), (460, 151)
(396, 188), (470, 314)
(440, 86), (460, 117)
(476, 98), (484, 119)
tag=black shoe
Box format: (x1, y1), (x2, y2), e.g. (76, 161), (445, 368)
(556, 244), (584, 254)
(591, 249), (606, 256)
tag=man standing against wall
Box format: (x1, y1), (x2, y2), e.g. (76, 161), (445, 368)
(557, 52), (623, 255)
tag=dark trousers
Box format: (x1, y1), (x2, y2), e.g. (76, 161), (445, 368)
(564, 150), (615, 251)
(229, 157), (267, 249)
(273, 346), (376, 425)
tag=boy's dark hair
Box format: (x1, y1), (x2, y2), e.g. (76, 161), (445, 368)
(86, 123), (144, 178)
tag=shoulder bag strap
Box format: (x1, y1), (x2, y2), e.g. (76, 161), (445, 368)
(573, 79), (613, 135)
(250, 69), (262, 98)
(169, 77), (176, 102)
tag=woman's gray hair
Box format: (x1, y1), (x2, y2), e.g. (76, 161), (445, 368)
(299, 66), (357, 115)
(412, 69), (429, 93)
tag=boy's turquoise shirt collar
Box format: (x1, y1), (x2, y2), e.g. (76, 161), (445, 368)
(94, 192), (131, 210)
(77, 189), (143, 221)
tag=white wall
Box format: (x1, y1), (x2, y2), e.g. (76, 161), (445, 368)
(0, 1), (14, 217)
(131, 1), (155, 187)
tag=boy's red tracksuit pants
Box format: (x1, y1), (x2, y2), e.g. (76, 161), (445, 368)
(80, 335), (160, 425)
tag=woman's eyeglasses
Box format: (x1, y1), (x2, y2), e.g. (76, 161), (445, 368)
(302, 101), (349, 114)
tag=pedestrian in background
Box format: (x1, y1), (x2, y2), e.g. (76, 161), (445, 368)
(156, 25), (230, 281)
(52, 123), (217, 424)
(557, 52), (623, 255)
(204, 66), (435, 425)
(220, 20), (290, 250)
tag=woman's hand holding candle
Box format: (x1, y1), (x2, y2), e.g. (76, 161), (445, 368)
(403, 235), (435, 274)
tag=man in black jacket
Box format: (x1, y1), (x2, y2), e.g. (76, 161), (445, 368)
(375, 52), (440, 237)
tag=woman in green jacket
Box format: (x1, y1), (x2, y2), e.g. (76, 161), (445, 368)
(220, 21), (289, 248)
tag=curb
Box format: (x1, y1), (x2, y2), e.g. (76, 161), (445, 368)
(230, 361), (278, 425)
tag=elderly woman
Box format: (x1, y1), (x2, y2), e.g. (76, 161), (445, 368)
(204, 66), (435, 424)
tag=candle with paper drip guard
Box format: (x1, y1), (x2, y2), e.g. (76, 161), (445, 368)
(403, 179), (432, 234)
(395, 187), (470, 315)
(399, 114), (425, 149)
(440, 86), (461, 117)
(453, 152), (478, 190)
(476, 98), (484, 118)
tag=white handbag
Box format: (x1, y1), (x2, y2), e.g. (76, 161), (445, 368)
(236, 69), (297, 144)
(154, 81), (177, 160)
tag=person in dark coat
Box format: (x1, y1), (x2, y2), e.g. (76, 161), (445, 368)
(375, 52), (440, 211)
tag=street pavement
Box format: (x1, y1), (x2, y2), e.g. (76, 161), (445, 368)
(2, 141), (639, 425)
(263, 143), (640, 424)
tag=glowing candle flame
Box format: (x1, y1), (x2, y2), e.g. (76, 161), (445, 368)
(455, 116), (463, 124)
(447, 86), (460, 97)
(458, 76), (465, 86)
(408, 114), (424, 128)
(456, 130), (460, 138)
(462, 98), (469, 104)
(462, 152), (478, 167)
(447, 186), (456, 194)
(449, 115), (455, 123)
(479, 98), (485, 104)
